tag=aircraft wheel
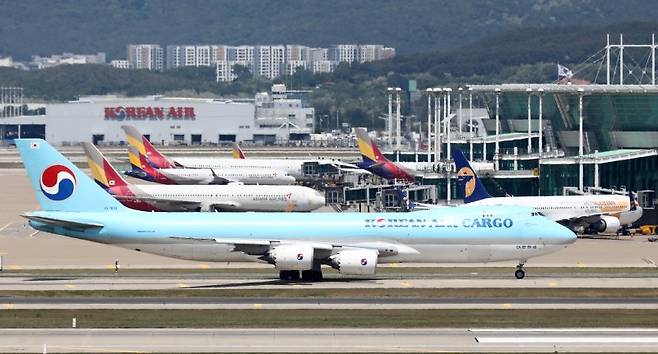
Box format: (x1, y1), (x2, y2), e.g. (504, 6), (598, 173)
(514, 268), (526, 279)
(279, 270), (300, 281)
(301, 270), (323, 282)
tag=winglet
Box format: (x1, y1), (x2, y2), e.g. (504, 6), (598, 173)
(452, 148), (491, 203)
(232, 142), (245, 159)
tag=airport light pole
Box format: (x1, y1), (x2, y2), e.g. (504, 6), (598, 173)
(395, 87), (402, 154)
(458, 87), (463, 134)
(526, 88), (532, 154)
(387, 87), (393, 147)
(445, 88), (452, 203)
(426, 88), (433, 165)
(434, 88), (442, 166)
(494, 88), (501, 170)
(537, 88), (544, 196)
(578, 88), (585, 192)
(468, 87), (474, 161)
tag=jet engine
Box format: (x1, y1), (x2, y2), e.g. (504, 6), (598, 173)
(590, 215), (621, 233)
(329, 249), (378, 275)
(269, 244), (314, 270)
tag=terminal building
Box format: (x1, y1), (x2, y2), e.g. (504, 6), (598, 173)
(0, 84), (314, 145)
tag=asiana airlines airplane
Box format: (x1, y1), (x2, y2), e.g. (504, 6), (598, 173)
(17, 139), (575, 281)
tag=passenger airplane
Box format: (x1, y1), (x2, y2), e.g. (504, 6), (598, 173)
(125, 146), (295, 185)
(355, 128), (494, 183)
(17, 138), (575, 280)
(84, 143), (324, 212)
(122, 125), (361, 179)
(452, 148), (643, 234)
(355, 128), (416, 182)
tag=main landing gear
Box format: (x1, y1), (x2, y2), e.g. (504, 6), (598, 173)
(514, 261), (526, 279)
(279, 269), (323, 282)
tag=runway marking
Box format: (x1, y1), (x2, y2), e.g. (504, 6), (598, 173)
(401, 281), (413, 288)
(2, 304), (14, 309)
(8, 265), (21, 270)
(0, 222), (12, 233)
(501, 303), (512, 309)
(177, 283), (188, 288)
(253, 303), (263, 309)
(576, 262), (587, 267)
(198, 263), (210, 269)
(548, 281), (559, 287)
(51, 346), (144, 353)
(64, 284), (76, 289)
(476, 335), (658, 343)
(28, 230), (39, 238)
(642, 258), (657, 267)
(104, 264), (115, 269)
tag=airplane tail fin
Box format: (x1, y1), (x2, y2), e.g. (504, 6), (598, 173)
(128, 146), (159, 179)
(355, 128), (385, 166)
(121, 125), (176, 168)
(232, 142), (245, 159)
(452, 148), (491, 203)
(82, 142), (133, 195)
(15, 139), (127, 212)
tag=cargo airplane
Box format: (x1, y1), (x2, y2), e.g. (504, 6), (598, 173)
(122, 125), (361, 179)
(125, 146), (295, 185)
(452, 148), (642, 234)
(17, 139), (575, 280)
(84, 143), (324, 212)
(355, 128), (494, 183)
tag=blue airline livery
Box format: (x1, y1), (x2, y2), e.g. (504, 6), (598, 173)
(16, 139), (575, 280)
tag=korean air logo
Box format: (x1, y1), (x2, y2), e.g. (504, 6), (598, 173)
(40, 165), (77, 201)
(115, 107), (126, 121)
(457, 167), (476, 198)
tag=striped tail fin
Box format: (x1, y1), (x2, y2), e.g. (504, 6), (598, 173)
(127, 145), (158, 180)
(232, 142), (245, 159)
(121, 125), (176, 168)
(355, 128), (385, 166)
(452, 148), (491, 203)
(82, 142), (132, 195)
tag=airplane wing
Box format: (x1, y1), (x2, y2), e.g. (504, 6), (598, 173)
(21, 214), (104, 230)
(168, 236), (410, 258)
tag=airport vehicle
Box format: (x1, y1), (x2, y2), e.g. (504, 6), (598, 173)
(123, 125), (360, 179)
(125, 146), (295, 185)
(84, 143), (324, 212)
(453, 148), (643, 234)
(17, 138), (575, 280)
(355, 128), (493, 183)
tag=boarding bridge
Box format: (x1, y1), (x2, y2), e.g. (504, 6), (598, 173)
(324, 183), (436, 212)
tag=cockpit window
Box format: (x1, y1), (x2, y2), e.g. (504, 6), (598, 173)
(531, 212), (545, 216)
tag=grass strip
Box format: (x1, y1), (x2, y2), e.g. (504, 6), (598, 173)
(0, 309), (657, 328)
(2, 288), (658, 298)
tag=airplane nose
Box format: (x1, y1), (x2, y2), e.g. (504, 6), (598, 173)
(284, 175), (296, 184)
(314, 194), (326, 207)
(554, 223), (577, 245)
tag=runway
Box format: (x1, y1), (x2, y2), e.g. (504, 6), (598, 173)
(1, 328), (657, 352)
(1, 295), (657, 309)
(2, 274), (658, 290)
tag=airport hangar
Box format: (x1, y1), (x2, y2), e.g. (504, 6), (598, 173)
(0, 85), (315, 146)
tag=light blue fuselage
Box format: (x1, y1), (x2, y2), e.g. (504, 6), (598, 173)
(28, 206), (576, 264)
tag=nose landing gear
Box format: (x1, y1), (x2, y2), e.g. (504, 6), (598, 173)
(515, 261), (526, 279)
